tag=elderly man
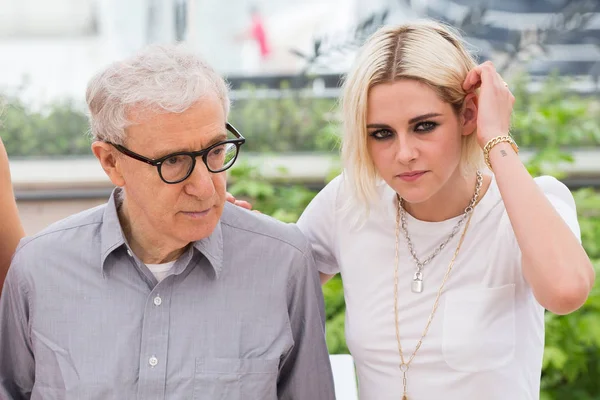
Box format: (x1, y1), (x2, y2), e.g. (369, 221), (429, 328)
(0, 45), (335, 399)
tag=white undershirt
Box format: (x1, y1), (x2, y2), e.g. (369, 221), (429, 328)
(297, 173), (581, 400)
(145, 261), (176, 283)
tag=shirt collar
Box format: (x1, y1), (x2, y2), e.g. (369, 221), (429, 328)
(99, 187), (224, 278)
(192, 221), (224, 279)
(100, 188), (127, 276)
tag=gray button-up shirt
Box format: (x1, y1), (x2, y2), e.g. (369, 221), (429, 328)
(0, 190), (335, 400)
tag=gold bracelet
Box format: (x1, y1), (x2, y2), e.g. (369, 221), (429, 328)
(483, 135), (519, 171)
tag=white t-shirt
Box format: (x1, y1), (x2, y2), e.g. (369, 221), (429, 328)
(145, 260), (176, 283)
(297, 174), (580, 400)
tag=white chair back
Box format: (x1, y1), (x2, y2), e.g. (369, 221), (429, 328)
(329, 354), (358, 400)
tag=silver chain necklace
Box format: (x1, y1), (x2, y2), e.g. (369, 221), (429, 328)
(399, 171), (483, 293)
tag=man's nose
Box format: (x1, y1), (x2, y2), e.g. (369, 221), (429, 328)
(183, 159), (216, 199)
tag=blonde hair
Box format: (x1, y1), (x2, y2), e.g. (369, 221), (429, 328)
(341, 20), (484, 212)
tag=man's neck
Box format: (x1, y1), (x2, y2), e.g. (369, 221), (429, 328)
(117, 200), (187, 264)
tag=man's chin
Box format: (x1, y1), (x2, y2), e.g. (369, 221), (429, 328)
(177, 221), (219, 242)
(176, 231), (214, 245)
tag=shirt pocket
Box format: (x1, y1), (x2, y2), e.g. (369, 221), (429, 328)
(193, 357), (279, 400)
(442, 284), (516, 372)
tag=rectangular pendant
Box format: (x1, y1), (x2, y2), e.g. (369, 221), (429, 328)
(411, 279), (423, 293)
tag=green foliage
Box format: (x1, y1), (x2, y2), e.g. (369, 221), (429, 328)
(228, 83), (341, 153)
(322, 276), (349, 354)
(1, 95), (90, 157)
(227, 161), (318, 223)
(511, 74), (600, 148)
(510, 73), (600, 177)
(541, 262), (600, 399)
(3, 75), (598, 157)
(539, 192), (600, 399)
(574, 188), (600, 260)
(1, 82), (343, 157)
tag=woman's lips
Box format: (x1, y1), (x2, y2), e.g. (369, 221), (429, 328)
(397, 171), (427, 182)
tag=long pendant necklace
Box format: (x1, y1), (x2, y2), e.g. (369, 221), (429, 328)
(394, 173), (481, 399)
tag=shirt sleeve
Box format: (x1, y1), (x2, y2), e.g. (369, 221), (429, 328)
(277, 238), (336, 400)
(296, 175), (342, 275)
(499, 176), (581, 250)
(0, 248), (35, 400)
(534, 175), (581, 242)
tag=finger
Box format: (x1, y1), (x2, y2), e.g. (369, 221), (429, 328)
(473, 64), (500, 92)
(463, 68), (482, 91)
(466, 77), (482, 92)
(463, 62), (491, 91)
(496, 72), (509, 90)
(225, 192), (236, 203)
(235, 200), (253, 210)
(480, 63), (497, 81)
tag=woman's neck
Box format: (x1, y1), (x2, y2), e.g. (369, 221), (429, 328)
(402, 171), (491, 222)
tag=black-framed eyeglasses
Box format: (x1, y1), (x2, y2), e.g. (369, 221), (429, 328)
(108, 123), (245, 184)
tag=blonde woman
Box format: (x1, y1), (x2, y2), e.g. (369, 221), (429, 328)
(0, 138), (24, 295)
(229, 21), (594, 399)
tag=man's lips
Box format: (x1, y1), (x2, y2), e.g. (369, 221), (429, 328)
(181, 208), (211, 218)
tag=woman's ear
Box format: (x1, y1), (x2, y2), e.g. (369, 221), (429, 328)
(461, 93), (478, 137)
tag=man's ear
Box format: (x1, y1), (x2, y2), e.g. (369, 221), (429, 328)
(91, 142), (126, 187)
(461, 93), (478, 137)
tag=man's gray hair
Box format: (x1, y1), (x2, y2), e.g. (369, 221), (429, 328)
(86, 44), (230, 144)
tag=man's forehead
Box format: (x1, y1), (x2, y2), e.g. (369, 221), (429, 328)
(126, 95), (224, 124)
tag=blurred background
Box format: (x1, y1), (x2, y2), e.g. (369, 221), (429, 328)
(2, 0), (600, 398)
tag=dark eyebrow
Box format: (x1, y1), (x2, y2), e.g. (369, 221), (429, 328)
(206, 133), (228, 146)
(366, 123), (393, 130)
(408, 113), (442, 124)
(366, 113), (443, 130)
(155, 133), (228, 158)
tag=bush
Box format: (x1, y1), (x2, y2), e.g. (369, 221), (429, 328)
(228, 83), (340, 153)
(540, 190), (600, 399)
(541, 262), (600, 400)
(1, 95), (90, 157)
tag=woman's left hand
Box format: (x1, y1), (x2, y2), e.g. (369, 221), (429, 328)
(463, 61), (515, 148)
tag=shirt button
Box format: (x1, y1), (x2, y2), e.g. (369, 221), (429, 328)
(127, 249), (133, 257)
(153, 296), (162, 306)
(149, 356), (158, 367)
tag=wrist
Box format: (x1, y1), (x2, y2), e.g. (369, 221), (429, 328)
(483, 135), (519, 171)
